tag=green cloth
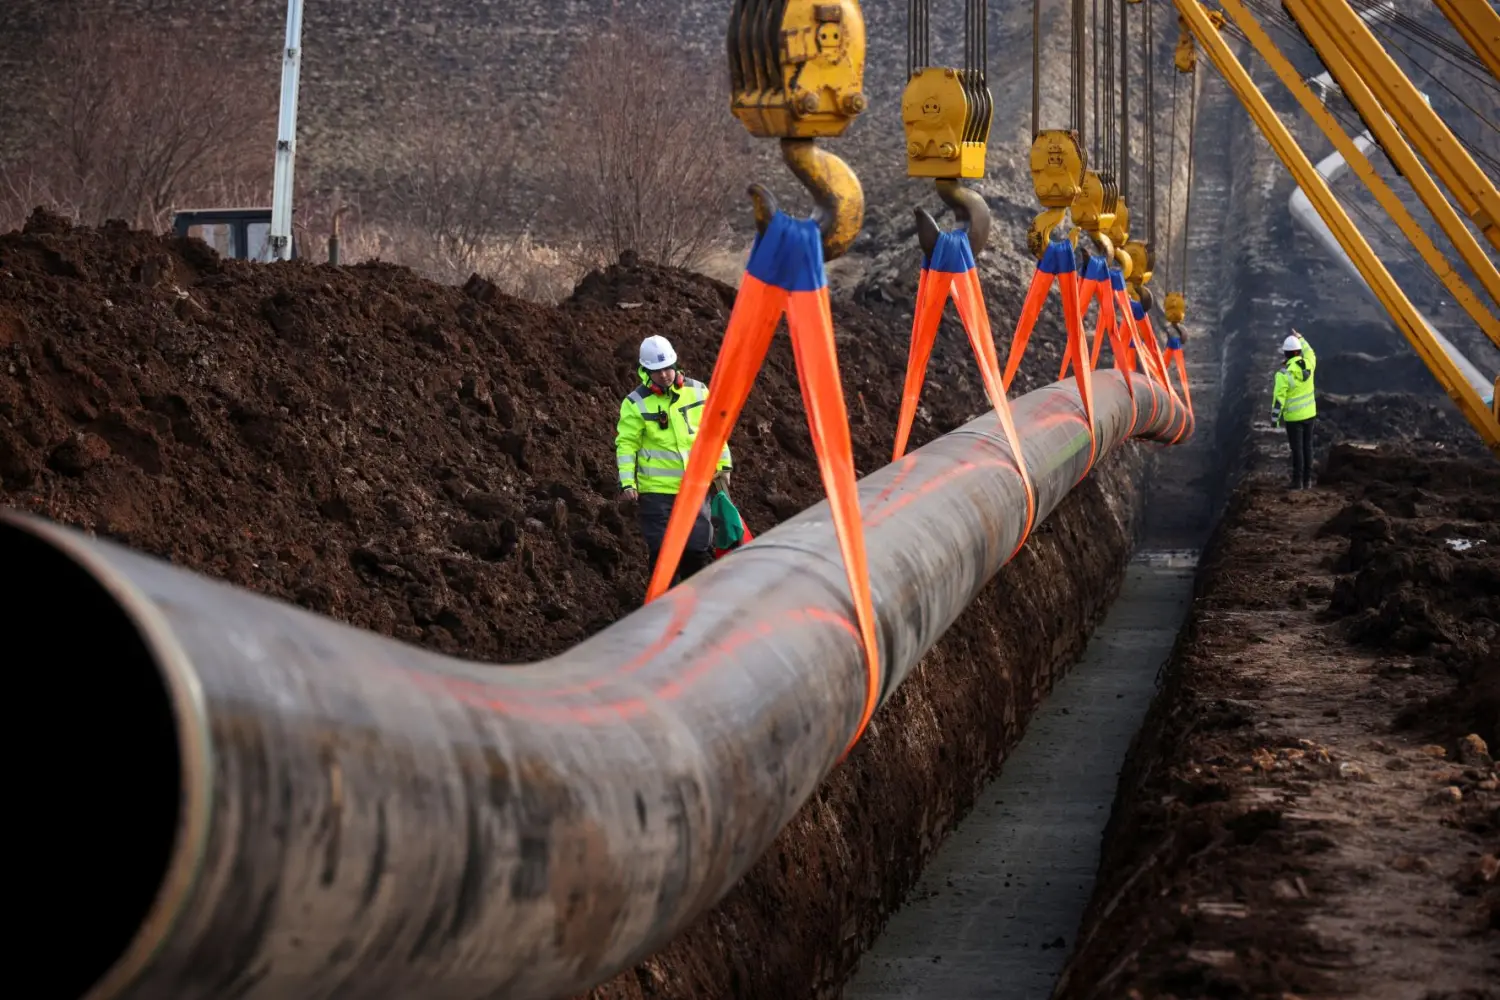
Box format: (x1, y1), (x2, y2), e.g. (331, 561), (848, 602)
(710, 489), (747, 550)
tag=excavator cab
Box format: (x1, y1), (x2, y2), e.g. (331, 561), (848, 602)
(171, 208), (296, 262)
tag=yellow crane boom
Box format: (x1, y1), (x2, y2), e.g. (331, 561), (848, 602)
(1171, 0), (1500, 456)
(1219, 0), (1500, 352)
(1433, 0), (1500, 81)
(1286, 0), (1500, 253)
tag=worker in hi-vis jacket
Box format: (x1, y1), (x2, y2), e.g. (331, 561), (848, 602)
(615, 335), (732, 589)
(1271, 329), (1318, 490)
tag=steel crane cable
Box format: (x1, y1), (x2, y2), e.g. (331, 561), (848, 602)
(1348, 0), (1496, 88)
(967, 0), (990, 148)
(1105, 0), (1117, 176)
(1225, 1), (1500, 178)
(1098, 0), (1110, 162)
(1253, 0), (1495, 94)
(1344, 194), (1454, 304)
(1026, 0), (1038, 137)
(1213, 12), (1491, 308)
(1366, 21), (1500, 141)
(1180, 67), (1199, 298)
(1164, 49), (1182, 294)
(909, 0), (929, 78)
(1144, 0), (1157, 249)
(1119, 0), (1131, 205)
(1072, 0), (1088, 137)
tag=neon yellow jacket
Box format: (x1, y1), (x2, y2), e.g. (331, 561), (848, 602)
(1273, 335), (1317, 425)
(615, 369), (732, 494)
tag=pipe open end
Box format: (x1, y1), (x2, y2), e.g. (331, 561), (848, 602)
(4, 516), (191, 1000)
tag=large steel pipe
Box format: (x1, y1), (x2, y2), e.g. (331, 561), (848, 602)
(10, 371), (1187, 1000)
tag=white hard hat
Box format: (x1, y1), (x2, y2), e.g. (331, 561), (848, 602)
(1282, 334), (1303, 352)
(639, 335), (678, 371)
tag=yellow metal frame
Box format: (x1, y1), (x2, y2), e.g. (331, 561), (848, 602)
(1172, 0), (1500, 455)
(729, 0), (868, 139)
(1026, 129), (1087, 258)
(727, 0), (868, 260)
(1433, 0), (1500, 81)
(902, 67), (990, 179)
(1288, 0), (1500, 252)
(1221, 0), (1500, 351)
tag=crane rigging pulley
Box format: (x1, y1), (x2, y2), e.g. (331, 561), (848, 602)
(903, 0), (995, 256)
(727, 0), (869, 260)
(1161, 0), (1209, 332)
(1071, 0), (1129, 262)
(1027, 129), (1087, 259)
(1025, 0), (1090, 259)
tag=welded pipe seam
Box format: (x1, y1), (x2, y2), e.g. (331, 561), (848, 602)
(8, 371), (1188, 1000)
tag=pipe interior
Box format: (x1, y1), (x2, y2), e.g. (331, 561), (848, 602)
(8, 524), (183, 999)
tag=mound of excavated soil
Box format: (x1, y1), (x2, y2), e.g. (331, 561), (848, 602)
(0, 209), (1068, 662)
(1318, 444), (1500, 748)
(1054, 449), (1500, 1000)
(1315, 391), (1491, 460)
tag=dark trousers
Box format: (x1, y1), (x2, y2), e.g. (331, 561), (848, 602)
(1285, 418), (1314, 487)
(637, 491), (713, 586)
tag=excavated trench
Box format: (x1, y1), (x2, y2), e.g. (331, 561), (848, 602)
(835, 76), (1239, 1000)
(1052, 61), (1500, 1000)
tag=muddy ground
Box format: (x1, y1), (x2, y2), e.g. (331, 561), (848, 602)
(1054, 443), (1500, 1000)
(0, 211), (1151, 998)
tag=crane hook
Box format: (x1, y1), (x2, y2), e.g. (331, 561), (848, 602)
(749, 138), (866, 262)
(914, 179), (992, 260)
(1136, 284), (1155, 314)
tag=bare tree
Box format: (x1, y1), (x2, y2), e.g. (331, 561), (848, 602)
(553, 26), (747, 269)
(2, 15), (274, 230)
(367, 118), (531, 275)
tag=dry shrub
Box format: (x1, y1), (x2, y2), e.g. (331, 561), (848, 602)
(554, 25), (746, 270)
(366, 120), (525, 274)
(1, 14), (275, 231)
(326, 214), (582, 304)
(349, 119), (581, 300)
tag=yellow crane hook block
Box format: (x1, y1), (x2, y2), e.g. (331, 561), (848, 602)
(1123, 238), (1154, 288)
(1107, 198), (1132, 267)
(1174, 8), (1223, 73)
(902, 0), (994, 179)
(728, 1), (868, 260)
(1027, 129), (1087, 258)
(903, 0), (996, 256)
(729, 1), (868, 139)
(903, 68), (991, 179)
(1164, 290), (1187, 326)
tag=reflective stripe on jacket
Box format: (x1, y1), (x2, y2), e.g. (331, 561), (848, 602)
(1273, 336), (1317, 423)
(615, 370), (732, 494)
